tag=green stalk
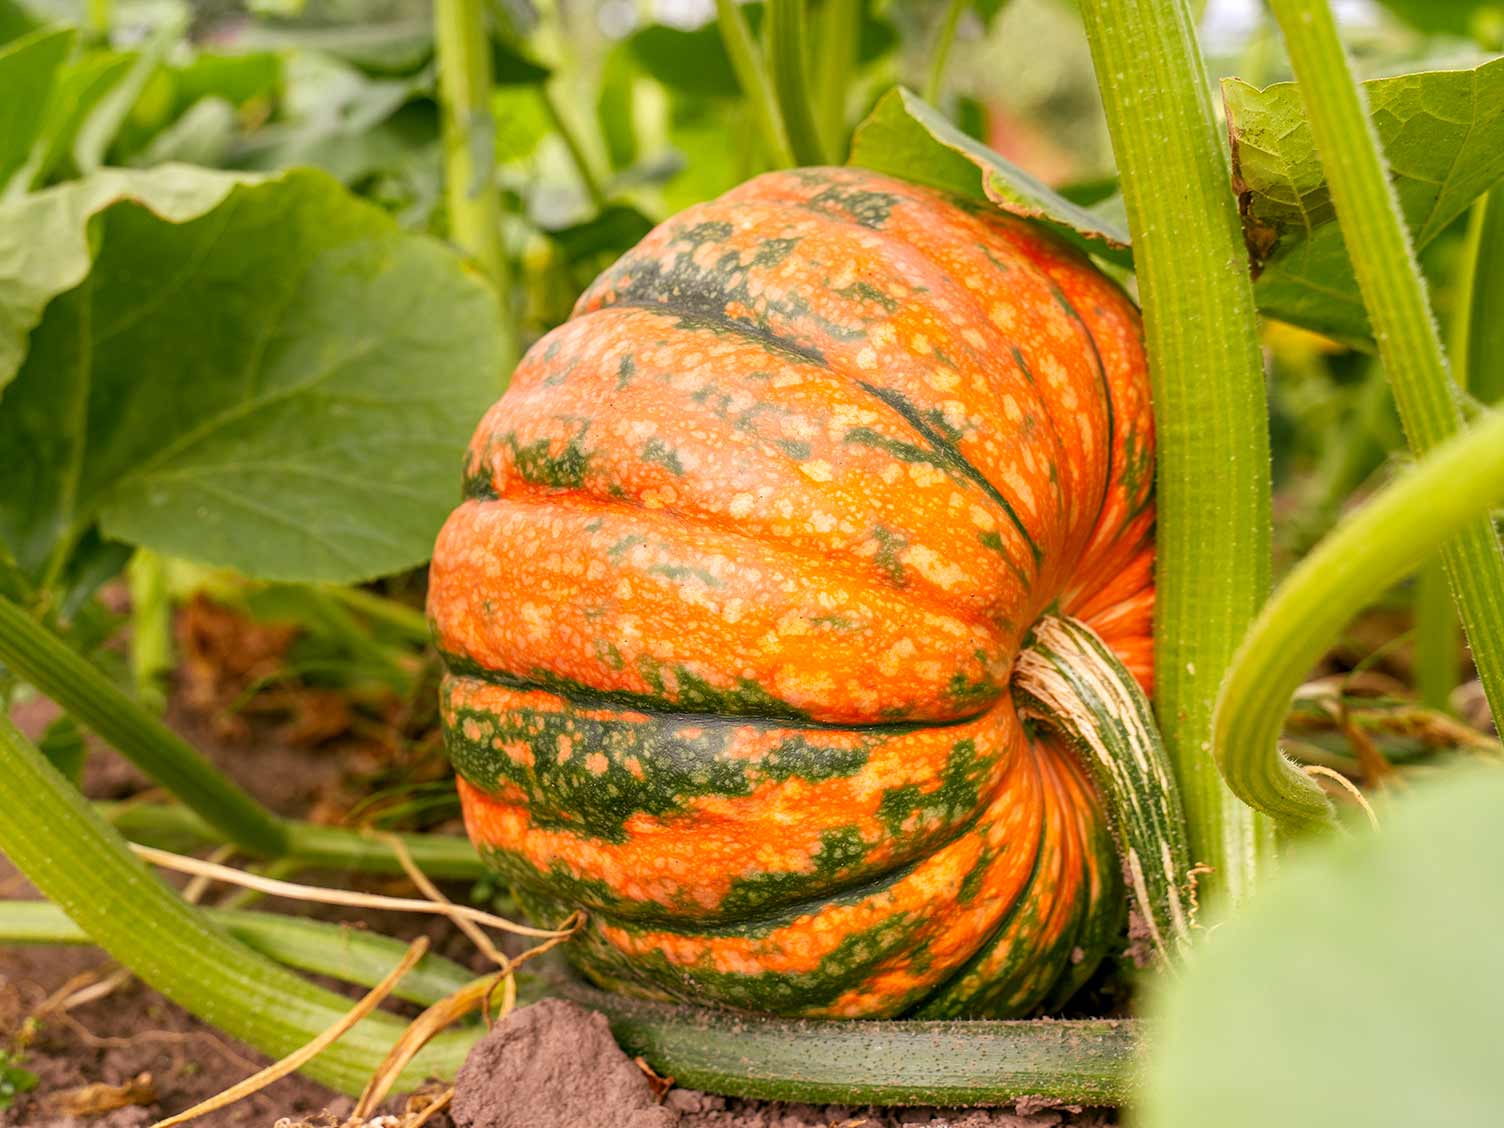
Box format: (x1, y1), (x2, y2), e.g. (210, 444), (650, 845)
(0, 595), (287, 858)
(764, 0), (830, 165)
(715, 0), (796, 167)
(923, 0), (966, 105)
(1268, 0), (1504, 729)
(814, 0), (858, 157)
(0, 901), (476, 1009)
(0, 714), (472, 1095)
(1216, 408), (1504, 831)
(1464, 189), (1504, 406)
(1014, 616), (1194, 962)
(97, 802), (487, 880)
(540, 84), (608, 210)
(558, 980), (1138, 1105)
(1078, 0), (1273, 906)
(434, 0), (516, 368)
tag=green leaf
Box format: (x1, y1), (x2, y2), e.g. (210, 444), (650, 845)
(0, 25), (73, 191)
(1226, 57), (1504, 346)
(1372, 0), (1496, 41)
(0, 165), (503, 585)
(38, 713), (86, 784)
(1141, 765), (1504, 1128)
(849, 87), (1132, 266)
(489, 35), (549, 87)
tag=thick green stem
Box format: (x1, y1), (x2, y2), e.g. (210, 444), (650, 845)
(1015, 616), (1194, 962)
(0, 901), (477, 1009)
(1217, 408), (1504, 831)
(923, 0), (966, 105)
(0, 595), (287, 858)
(435, 0), (516, 368)
(715, 0), (796, 167)
(765, 0), (829, 165)
(97, 801), (487, 880)
(558, 980), (1139, 1106)
(814, 0), (858, 157)
(1079, 0), (1273, 906)
(1268, 0), (1504, 730)
(0, 714), (472, 1095)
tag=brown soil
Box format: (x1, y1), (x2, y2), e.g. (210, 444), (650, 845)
(1, 682), (1115, 1127)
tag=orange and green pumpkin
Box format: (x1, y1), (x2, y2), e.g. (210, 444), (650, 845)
(429, 166), (1160, 1018)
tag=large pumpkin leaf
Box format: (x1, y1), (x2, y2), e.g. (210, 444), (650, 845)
(0, 165), (502, 585)
(1140, 765), (1504, 1128)
(848, 87), (1132, 266)
(1226, 57), (1504, 347)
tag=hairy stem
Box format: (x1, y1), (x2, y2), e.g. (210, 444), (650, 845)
(0, 595), (287, 858)
(558, 979), (1139, 1106)
(1079, 0), (1273, 906)
(1217, 408), (1504, 831)
(1268, 0), (1504, 729)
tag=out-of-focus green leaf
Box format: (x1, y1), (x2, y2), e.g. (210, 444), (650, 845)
(72, 11), (185, 173)
(493, 84), (550, 164)
(129, 97), (238, 167)
(37, 713), (86, 783)
(0, 0), (40, 46)
(547, 203), (654, 262)
(489, 35), (549, 86)
(1372, 0), (1500, 42)
(0, 166), (503, 584)
(21, 50), (135, 187)
(1226, 57), (1504, 347)
(849, 86), (1131, 264)
(596, 42), (638, 173)
(0, 25), (72, 190)
(1141, 765), (1504, 1128)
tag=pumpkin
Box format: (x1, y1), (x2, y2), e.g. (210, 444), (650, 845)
(429, 166), (1157, 1018)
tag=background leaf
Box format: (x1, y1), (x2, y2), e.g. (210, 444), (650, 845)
(0, 24), (73, 190)
(848, 86), (1131, 265)
(1141, 765), (1504, 1128)
(0, 165), (502, 584)
(1226, 57), (1504, 346)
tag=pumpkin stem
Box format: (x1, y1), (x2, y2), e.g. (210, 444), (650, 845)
(1014, 615), (1195, 965)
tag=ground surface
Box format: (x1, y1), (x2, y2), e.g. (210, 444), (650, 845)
(1, 647), (1116, 1127)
